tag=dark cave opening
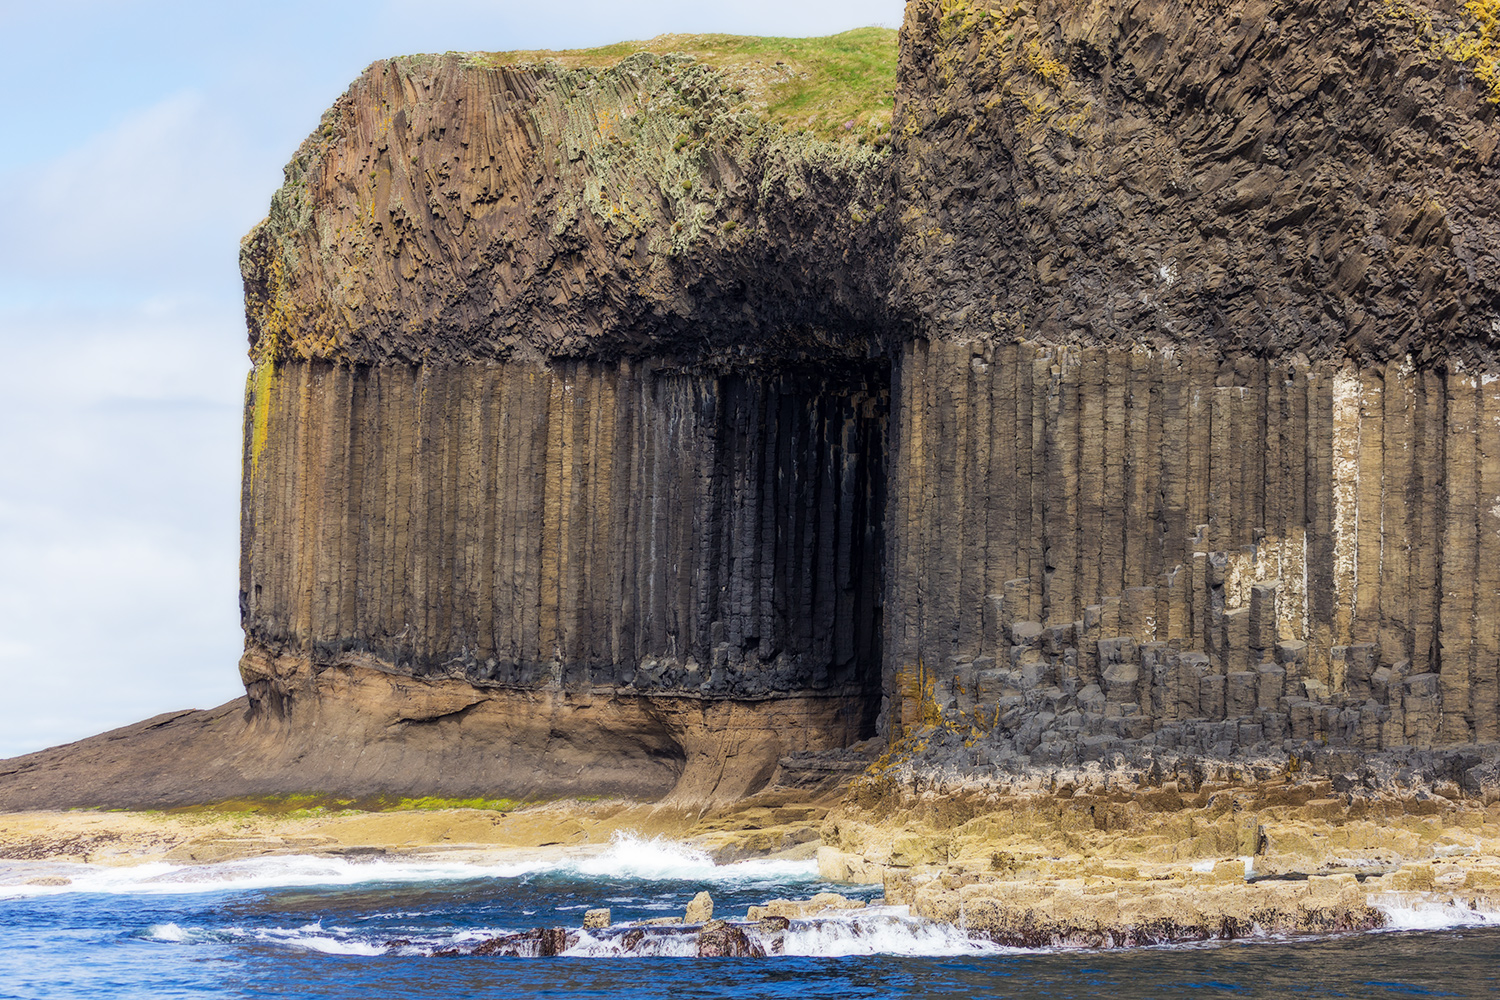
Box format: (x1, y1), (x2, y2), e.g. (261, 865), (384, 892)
(699, 360), (889, 740)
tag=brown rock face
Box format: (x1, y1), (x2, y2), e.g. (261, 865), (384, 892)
(240, 51), (894, 365)
(879, 0), (1500, 772)
(893, 0), (1500, 361)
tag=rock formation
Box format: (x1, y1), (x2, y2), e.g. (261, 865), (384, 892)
(881, 0), (1500, 769)
(231, 38), (902, 804)
(2, 2), (1499, 810)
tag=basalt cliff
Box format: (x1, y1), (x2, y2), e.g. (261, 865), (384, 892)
(3, 0), (1500, 830)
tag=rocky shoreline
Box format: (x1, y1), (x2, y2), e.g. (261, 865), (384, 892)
(811, 739), (1500, 948)
(6, 769), (1500, 953)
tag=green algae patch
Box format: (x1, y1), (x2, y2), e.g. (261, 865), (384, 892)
(472, 28), (898, 140)
(148, 793), (536, 819)
(391, 796), (529, 813)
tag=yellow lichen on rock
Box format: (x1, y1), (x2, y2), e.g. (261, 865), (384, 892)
(1382, 0), (1500, 102)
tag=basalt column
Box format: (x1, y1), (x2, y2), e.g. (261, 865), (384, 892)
(239, 356), (887, 799)
(886, 342), (1500, 757)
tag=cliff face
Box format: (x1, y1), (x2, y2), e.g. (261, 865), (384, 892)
(243, 361), (885, 702)
(879, 0), (1500, 779)
(894, 0), (1500, 360)
(229, 35), (901, 804)
(221, 4), (1500, 807)
(236, 358), (888, 802)
(239, 47), (895, 365)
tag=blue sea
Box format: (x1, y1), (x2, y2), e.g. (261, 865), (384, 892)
(3, 834), (1500, 999)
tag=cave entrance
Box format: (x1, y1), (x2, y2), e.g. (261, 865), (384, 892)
(701, 360), (888, 741)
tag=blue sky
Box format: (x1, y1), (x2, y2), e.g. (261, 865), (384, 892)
(0, 0), (907, 758)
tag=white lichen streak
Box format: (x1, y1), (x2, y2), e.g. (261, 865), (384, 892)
(1331, 367), (1363, 687)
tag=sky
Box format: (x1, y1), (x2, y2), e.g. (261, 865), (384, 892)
(0, 0), (908, 759)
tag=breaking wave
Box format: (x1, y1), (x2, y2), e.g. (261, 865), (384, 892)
(0, 831), (817, 901)
(1369, 892), (1500, 932)
(136, 906), (1014, 959)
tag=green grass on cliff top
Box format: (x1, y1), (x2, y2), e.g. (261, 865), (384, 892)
(477, 27), (899, 139)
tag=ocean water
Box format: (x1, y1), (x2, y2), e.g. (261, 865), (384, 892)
(3, 833), (1500, 999)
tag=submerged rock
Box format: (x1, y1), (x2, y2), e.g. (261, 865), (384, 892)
(468, 927), (575, 958)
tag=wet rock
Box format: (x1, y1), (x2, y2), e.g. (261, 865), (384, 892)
(471, 927), (574, 957)
(756, 915), (791, 934)
(746, 893), (866, 920)
(695, 920), (765, 958)
(583, 908), (611, 929)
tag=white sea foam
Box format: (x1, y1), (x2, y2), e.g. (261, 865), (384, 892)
(0, 831), (819, 900)
(144, 922), (192, 943)
(778, 906), (1013, 957)
(250, 926), (387, 956)
(1369, 891), (1500, 931)
(0, 855), (545, 900)
(565, 927), (699, 958)
(143, 920), (398, 955)
(573, 832), (818, 883)
(560, 907), (1016, 958)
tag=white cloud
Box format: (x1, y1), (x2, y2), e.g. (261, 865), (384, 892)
(0, 300), (247, 758)
(0, 91), (265, 285)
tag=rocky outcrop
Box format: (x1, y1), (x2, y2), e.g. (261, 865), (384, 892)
(879, 0), (1500, 772)
(225, 40), (901, 805)
(239, 49), (895, 365)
